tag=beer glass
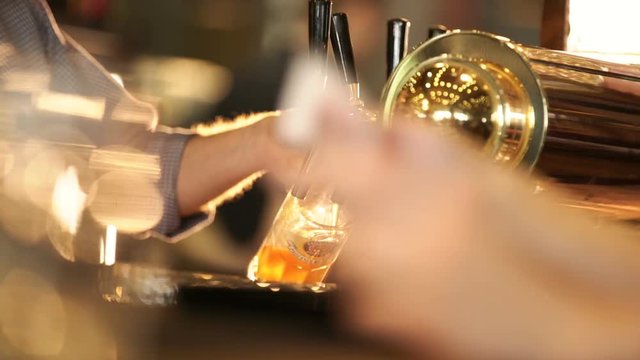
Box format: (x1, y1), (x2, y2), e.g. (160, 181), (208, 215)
(247, 190), (349, 285)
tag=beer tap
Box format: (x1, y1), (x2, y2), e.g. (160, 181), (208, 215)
(330, 13), (361, 104)
(309, 0), (333, 67)
(387, 18), (411, 78)
(291, 0), (333, 199)
(428, 24), (448, 39)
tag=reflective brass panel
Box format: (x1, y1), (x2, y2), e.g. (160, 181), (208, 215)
(392, 57), (535, 165)
(394, 61), (497, 143)
(382, 31), (640, 221)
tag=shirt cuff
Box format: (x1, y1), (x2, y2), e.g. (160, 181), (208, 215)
(147, 132), (215, 243)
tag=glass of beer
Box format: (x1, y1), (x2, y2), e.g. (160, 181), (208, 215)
(247, 189), (349, 285)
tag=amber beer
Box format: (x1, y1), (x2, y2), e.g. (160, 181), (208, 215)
(247, 191), (348, 284)
(253, 246), (327, 284)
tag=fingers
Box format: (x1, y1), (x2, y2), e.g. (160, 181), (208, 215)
(276, 56), (353, 149)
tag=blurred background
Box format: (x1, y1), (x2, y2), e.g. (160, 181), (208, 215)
(0, 1), (547, 358)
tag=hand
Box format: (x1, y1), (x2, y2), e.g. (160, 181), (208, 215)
(253, 112), (306, 187)
(302, 110), (640, 359)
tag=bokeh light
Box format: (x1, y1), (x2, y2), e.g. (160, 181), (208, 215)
(0, 142), (14, 180)
(51, 166), (88, 236)
(89, 170), (163, 234)
(23, 148), (67, 212)
(0, 195), (48, 245)
(34, 92), (106, 121)
(0, 269), (66, 357)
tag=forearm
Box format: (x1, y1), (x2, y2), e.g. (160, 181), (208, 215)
(176, 118), (270, 217)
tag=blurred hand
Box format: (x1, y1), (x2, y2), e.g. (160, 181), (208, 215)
(300, 108), (640, 359)
(255, 112), (307, 186)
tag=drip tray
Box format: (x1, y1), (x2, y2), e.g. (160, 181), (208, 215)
(98, 263), (337, 311)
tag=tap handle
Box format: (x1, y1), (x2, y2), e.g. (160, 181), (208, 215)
(309, 0), (333, 61)
(387, 18), (411, 78)
(428, 24), (448, 39)
(330, 13), (358, 85)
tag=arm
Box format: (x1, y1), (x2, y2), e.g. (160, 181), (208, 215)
(1, 0), (300, 241)
(177, 113), (302, 217)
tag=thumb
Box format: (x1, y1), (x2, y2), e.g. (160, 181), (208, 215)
(275, 55), (357, 149)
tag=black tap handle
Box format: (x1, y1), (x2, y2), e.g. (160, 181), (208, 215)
(330, 13), (358, 85)
(387, 18), (411, 78)
(428, 24), (448, 39)
(309, 0), (333, 61)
